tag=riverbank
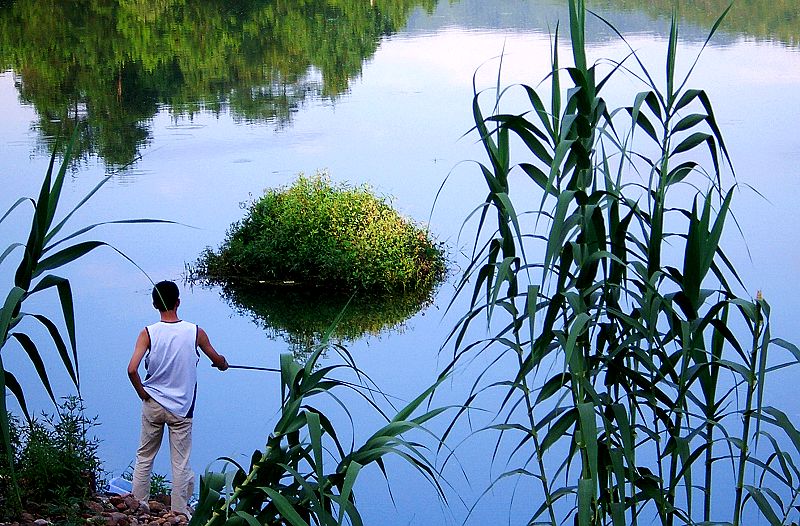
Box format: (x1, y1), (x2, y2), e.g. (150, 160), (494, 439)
(0, 494), (190, 526)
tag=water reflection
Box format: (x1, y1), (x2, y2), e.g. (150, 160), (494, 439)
(0, 0), (437, 167)
(1, 0), (796, 169)
(208, 281), (437, 360)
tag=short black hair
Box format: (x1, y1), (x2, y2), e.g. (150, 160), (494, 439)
(152, 280), (180, 311)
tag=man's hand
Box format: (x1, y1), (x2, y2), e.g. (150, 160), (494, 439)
(213, 355), (229, 371)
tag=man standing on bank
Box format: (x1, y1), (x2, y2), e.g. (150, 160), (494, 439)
(127, 280), (229, 517)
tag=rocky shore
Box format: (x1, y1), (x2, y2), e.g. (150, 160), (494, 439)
(0, 494), (191, 526)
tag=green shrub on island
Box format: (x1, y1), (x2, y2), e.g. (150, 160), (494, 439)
(196, 172), (447, 292)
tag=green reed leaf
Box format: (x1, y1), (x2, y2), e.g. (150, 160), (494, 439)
(541, 408), (577, 453)
(3, 370), (28, 421)
(769, 338), (800, 362)
(673, 132), (712, 156)
(307, 411), (324, 485)
(0, 354), (21, 510)
(337, 462), (361, 526)
(233, 511), (262, 526)
(674, 89), (703, 112)
(0, 286), (25, 342)
(10, 332), (56, 404)
(627, 102), (659, 143)
(33, 240), (105, 278)
(520, 163), (558, 197)
(44, 132), (77, 235)
(0, 243), (24, 268)
(744, 486), (782, 526)
(536, 372), (572, 404)
(43, 175), (112, 246)
(521, 84), (555, 140)
(0, 198), (32, 226)
(24, 148), (55, 265)
(672, 113), (707, 134)
(578, 477), (594, 526)
(568, 0), (586, 72)
(666, 9), (679, 104)
(577, 402), (598, 478)
(23, 275), (80, 387)
(260, 488), (310, 526)
(666, 161), (698, 185)
(492, 114), (552, 164)
(760, 407), (800, 457)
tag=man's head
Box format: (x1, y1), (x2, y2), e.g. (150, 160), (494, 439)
(152, 280), (180, 312)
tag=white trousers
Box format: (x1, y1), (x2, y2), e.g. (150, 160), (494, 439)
(132, 398), (194, 515)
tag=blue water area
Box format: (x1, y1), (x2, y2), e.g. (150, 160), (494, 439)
(1, 1), (799, 524)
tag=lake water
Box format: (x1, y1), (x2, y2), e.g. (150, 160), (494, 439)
(2, 1), (800, 524)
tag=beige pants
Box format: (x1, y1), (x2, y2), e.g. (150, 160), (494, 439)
(132, 398), (194, 516)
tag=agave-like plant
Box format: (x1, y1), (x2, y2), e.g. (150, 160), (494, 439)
(443, 1), (800, 525)
(0, 135), (166, 510)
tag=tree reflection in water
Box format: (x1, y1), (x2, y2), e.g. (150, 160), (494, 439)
(0, 0), (437, 167)
(206, 280), (438, 361)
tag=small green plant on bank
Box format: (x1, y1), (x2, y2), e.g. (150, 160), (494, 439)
(122, 467), (172, 498)
(444, 1), (800, 525)
(0, 396), (103, 522)
(195, 172), (447, 293)
(150, 472), (172, 498)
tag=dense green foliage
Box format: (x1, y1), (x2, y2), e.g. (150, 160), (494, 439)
(0, 397), (103, 522)
(0, 0), (436, 167)
(445, 1), (800, 524)
(196, 174), (446, 293)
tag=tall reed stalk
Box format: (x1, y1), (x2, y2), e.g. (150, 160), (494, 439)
(445, 1), (800, 524)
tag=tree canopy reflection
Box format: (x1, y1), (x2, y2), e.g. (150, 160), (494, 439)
(211, 282), (437, 359)
(0, 0), (437, 167)
(593, 0), (799, 46)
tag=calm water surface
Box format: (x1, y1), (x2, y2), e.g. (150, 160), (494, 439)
(1, 1), (799, 524)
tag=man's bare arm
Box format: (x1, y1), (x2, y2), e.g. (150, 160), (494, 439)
(197, 327), (228, 370)
(127, 329), (152, 401)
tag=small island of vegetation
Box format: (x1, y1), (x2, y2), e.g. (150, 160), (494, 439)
(194, 172), (447, 294)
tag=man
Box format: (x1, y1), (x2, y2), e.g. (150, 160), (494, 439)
(127, 280), (228, 517)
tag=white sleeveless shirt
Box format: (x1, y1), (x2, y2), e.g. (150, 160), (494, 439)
(142, 320), (199, 418)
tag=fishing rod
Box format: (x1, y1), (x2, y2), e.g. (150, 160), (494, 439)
(227, 364), (280, 373)
(224, 363), (404, 401)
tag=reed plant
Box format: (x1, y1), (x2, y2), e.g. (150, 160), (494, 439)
(190, 332), (447, 526)
(444, 1), (800, 525)
(0, 135), (166, 513)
